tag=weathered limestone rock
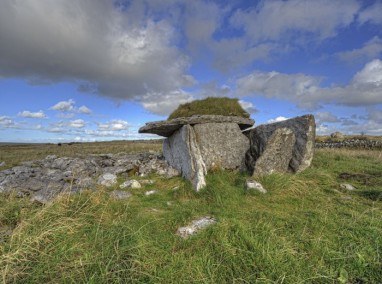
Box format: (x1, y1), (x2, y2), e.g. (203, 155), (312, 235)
(252, 128), (296, 175)
(245, 180), (267, 193)
(193, 123), (249, 170)
(176, 216), (217, 238)
(245, 115), (315, 174)
(120, 180), (141, 189)
(163, 125), (207, 191)
(97, 173), (117, 187)
(139, 115), (254, 137)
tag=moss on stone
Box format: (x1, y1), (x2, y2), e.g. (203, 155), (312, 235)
(168, 97), (250, 120)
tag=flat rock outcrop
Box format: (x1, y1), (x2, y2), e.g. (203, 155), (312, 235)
(0, 152), (179, 203)
(139, 115), (254, 137)
(245, 115), (315, 175)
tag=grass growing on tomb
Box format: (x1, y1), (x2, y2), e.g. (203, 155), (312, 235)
(1, 147), (382, 283)
(168, 97), (250, 120)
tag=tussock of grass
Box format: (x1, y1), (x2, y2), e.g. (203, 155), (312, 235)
(1, 149), (382, 283)
(168, 97), (250, 120)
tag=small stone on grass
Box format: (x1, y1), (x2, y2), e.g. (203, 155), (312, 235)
(145, 190), (158, 196)
(176, 216), (217, 238)
(109, 190), (132, 200)
(340, 183), (356, 191)
(246, 179), (267, 193)
(120, 180), (141, 189)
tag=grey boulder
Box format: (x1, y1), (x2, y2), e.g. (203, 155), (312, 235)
(245, 115), (315, 175)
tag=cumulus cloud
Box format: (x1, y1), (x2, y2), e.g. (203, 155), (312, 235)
(0, 0), (194, 102)
(336, 36), (382, 62)
(50, 99), (75, 112)
(18, 110), (46, 119)
(238, 100), (257, 114)
(266, 116), (288, 124)
(141, 90), (194, 116)
(358, 1), (382, 25)
(235, 59), (382, 109)
(0, 116), (16, 128)
(315, 112), (339, 123)
(78, 106), (92, 114)
(98, 120), (129, 131)
(69, 119), (86, 128)
(230, 0), (360, 43)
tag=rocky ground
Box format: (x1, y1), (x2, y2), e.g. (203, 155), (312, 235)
(0, 152), (179, 204)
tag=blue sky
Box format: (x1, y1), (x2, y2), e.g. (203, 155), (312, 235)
(1, 0), (382, 142)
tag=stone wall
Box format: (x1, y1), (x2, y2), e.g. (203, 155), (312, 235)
(315, 139), (382, 149)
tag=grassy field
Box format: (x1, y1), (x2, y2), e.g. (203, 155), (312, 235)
(0, 143), (382, 283)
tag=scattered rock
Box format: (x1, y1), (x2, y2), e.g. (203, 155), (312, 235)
(97, 173), (117, 187)
(252, 127), (295, 176)
(245, 180), (267, 193)
(176, 216), (217, 238)
(246, 114), (315, 174)
(0, 161), (5, 167)
(144, 190), (158, 196)
(120, 180), (141, 189)
(109, 190), (132, 200)
(340, 183), (356, 191)
(0, 152), (178, 201)
(139, 115), (254, 137)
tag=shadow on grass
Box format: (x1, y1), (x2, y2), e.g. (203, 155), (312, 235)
(355, 190), (382, 201)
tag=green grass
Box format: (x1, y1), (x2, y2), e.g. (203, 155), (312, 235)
(1, 148), (382, 283)
(168, 97), (250, 120)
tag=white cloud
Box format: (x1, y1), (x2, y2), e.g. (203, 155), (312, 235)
(18, 110), (46, 119)
(50, 99), (75, 112)
(0, 0), (194, 101)
(266, 116), (288, 124)
(238, 100), (257, 114)
(69, 119), (85, 128)
(230, 0), (360, 43)
(0, 116), (13, 126)
(235, 59), (382, 109)
(358, 2), (382, 25)
(315, 112), (339, 123)
(78, 105), (92, 114)
(336, 36), (382, 62)
(141, 90), (194, 116)
(98, 120), (129, 131)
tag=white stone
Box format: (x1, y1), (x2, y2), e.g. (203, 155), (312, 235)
(120, 180), (141, 189)
(144, 190), (158, 196)
(97, 173), (117, 187)
(340, 183), (356, 191)
(246, 180), (267, 193)
(176, 216), (217, 238)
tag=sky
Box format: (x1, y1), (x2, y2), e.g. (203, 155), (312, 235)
(0, 0), (382, 143)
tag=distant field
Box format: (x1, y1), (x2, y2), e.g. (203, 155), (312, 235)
(1, 141), (382, 283)
(0, 140), (163, 170)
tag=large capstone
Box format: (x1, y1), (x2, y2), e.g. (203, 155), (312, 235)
(245, 115), (315, 175)
(139, 115), (254, 137)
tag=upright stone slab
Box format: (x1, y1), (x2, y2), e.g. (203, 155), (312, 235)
(252, 128), (296, 175)
(245, 115), (315, 174)
(163, 125), (207, 191)
(193, 123), (249, 170)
